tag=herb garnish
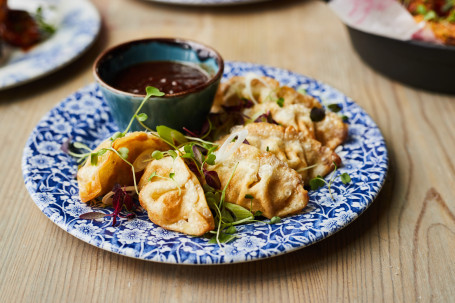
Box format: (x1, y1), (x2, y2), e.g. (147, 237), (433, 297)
(309, 162), (351, 200)
(79, 185), (138, 226)
(276, 97), (284, 108)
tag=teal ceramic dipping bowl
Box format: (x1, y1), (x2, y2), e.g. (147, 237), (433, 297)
(93, 38), (224, 132)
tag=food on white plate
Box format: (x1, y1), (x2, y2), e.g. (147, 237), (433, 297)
(77, 132), (170, 203)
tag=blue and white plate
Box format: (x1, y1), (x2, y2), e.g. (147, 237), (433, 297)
(144, 0), (270, 6)
(22, 62), (388, 264)
(0, 0), (100, 90)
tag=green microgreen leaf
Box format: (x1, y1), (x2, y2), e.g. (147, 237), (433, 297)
(276, 97), (284, 108)
(205, 153), (216, 165)
(148, 171), (157, 181)
(73, 141), (92, 151)
(167, 150), (178, 160)
(254, 210), (263, 217)
(225, 226), (237, 234)
(152, 150), (163, 160)
(245, 194), (254, 200)
(224, 203), (254, 221)
(90, 153), (98, 166)
(208, 233), (236, 244)
(156, 125), (188, 147)
(169, 172), (175, 179)
(341, 115), (349, 122)
(266, 146), (270, 152)
(110, 132), (124, 141)
(297, 86), (307, 95)
(416, 4), (427, 14)
(327, 103), (342, 113)
(136, 113), (148, 122)
(309, 177), (326, 190)
(270, 216), (281, 224)
(340, 173), (351, 184)
(424, 10), (437, 21)
(146, 86), (165, 97)
(183, 144), (192, 154)
(122, 86), (164, 135)
(35, 6), (56, 35)
(118, 147), (129, 159)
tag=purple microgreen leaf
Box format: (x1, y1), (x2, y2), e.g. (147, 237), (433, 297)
(123, 193), (134, 211)
(79, 212), (108, 220)
(61, 136), (72, 154)
(204, 170), (221, 190)
(183, 127), (199, 137)
(242, 98), (254, 108)
(243, 139), (250, 145)
(192, 145), (203, 164)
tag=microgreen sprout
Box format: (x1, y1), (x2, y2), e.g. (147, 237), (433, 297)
(309, 162), (351, 200)
(276, 97), (284, 108)
(35, 6), (56, 35)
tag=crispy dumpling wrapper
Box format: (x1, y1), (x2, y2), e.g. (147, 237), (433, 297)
(77, 132), (169, 203)
(210, 143), (308, 219)
(213, 76), (348, 149)
(225, 123), (341, 183)
(138, 156), (215, 236)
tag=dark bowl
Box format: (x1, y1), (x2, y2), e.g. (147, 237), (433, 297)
(347, 26), (455, 94)
(93, 38), (224, 132)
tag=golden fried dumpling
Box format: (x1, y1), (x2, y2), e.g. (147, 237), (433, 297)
(209, 143), (308, 219)
(138, 156), (215, 236)
(227, 123), (341, 183)
(214, 75), (348, 149)
(212, 75), (280, 112)
(77, 132), (169, 203)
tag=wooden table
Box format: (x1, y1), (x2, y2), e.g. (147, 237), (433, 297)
(1, 0), (454, 302)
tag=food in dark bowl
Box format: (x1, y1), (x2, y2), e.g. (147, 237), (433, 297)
(347, 26), (455, 94)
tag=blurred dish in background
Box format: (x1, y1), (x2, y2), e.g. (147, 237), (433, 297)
(0, 0), (100, 90)
(327, 0), (455, 93)
(401, 0), (455, 45)
(143, 0), (270, 6)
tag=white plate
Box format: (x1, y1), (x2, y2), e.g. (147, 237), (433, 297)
(0, 0), (100, 90)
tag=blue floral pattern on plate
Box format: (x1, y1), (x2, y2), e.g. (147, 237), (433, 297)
(22, 62), (388, 264)
(0, 0), (100, 90)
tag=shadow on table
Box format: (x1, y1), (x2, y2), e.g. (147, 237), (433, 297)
(0, 19), (109, 104)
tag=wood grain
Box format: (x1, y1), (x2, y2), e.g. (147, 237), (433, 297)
(1, 0), (454, 302)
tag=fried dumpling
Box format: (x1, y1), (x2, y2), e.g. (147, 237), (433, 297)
(226, 123), (341, 183)
(77, 132), (169, 203)
(138, 156), (215, 236)
(209, 143), (308, 219)
(213, 75), (348, 149)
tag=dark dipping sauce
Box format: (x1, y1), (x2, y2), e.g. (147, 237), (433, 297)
(111, 61), (210, 95)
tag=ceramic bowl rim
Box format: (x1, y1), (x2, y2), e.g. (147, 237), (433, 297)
(93, 37), (224, 99)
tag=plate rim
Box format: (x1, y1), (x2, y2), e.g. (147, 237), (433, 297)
(22, 61), (389, 264)
(0, 0), (101, 90)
